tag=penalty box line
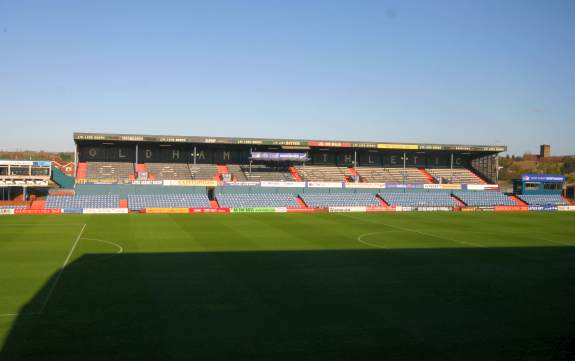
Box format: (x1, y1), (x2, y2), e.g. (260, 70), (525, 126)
(0, 223), (87, 318)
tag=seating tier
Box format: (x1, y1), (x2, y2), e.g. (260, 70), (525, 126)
(216, 193), (300, 208)
(453, 190), (514, 206)
(86, 162), (134, 181)
(46, 195), (120, 209)
(295, 166), (348, 182)
(378, 192), (458, 207)
(426, 168), (484, 184)
(227, 164), (294, 182)
(354, 167), (428, 183)
(128, 194), (211, 210)
(517, 194), (568, 206)
(300, 193), (380, 207)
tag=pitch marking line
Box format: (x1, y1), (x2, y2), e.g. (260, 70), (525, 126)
(36, 223), (87, 314)
(1, 223), (87, 318)
(0, 313), (21, 317)
(0, 228), (129, 319)
(534, 238), (574, 247)
(82, 238), (124, 254)
(0, 223), (87, 318)
(37, 223), (86, 315)
(78, 238), (124, 263)
(346, 214), (486, 248)
(384, 222), (486, 248)
(357, 231), (396, 249)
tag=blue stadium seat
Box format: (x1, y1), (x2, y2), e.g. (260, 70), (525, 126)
(517, 194), (568, 206)
(452, 190), (515, 206)
(127, 194), (211, 210)
(216, 193), (300, 208)
(46, 195), (120, 209)
(300, 193), (380, 208)
(378, 191), (458, 207)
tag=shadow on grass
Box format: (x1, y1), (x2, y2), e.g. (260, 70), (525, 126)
(2, 247), (575, 361)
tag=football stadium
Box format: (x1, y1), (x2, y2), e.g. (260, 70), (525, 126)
(1, 132), (575, 360)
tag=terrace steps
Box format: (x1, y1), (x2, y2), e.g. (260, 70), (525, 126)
(426, 168), (485, 184)
(76, 162), (87, 180)
(376, 196), (389, 207)
(289, 166), (303, 182)
(210, 200), (219, 208)
(418, 168), (436, 184)
(217, 165), (230, 181)
(471, 169), (489, 184)
(451, 195), (466, 207)
(295, 197), (308, 208)
(562, 196), (575, 205)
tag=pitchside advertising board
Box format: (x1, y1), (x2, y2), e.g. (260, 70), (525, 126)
(83, 208), (129, 214)
(2, 205), (574, 215)
(230, 208), (285, 213)
(328, 206), (366, 213)
(528, 205), (559, 211)
(395, 206), (452, 212)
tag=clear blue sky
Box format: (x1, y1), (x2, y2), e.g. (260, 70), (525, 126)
(1, 0), (574, 155)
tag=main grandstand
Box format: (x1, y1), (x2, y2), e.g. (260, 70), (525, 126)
(74, 132), (502, 183)
(49, 132), (516, 212)
(2, 132), (573, 213)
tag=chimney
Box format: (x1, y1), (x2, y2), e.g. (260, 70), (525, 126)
(540, 144), (550, 158)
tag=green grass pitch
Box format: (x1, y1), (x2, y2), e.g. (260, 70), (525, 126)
(1, 212), (574, 361)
